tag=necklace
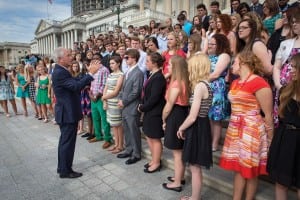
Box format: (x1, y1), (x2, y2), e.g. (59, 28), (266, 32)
(231, 73), (253, 95)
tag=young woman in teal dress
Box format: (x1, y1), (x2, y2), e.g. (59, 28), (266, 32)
(0, 65), (16, 117)
(15, 64), (30, 116)
(36, 65), (52, 123)
(207, 34), (231, 151)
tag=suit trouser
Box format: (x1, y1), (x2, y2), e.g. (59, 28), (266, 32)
(57, 122), (77, 174)
(122, 114), (141, 158)
(91, 99), (111, 141)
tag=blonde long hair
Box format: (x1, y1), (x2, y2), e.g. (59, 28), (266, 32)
(188, 53), (211, 91)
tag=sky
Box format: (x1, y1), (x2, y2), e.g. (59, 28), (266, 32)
(0, 0), (71, 43)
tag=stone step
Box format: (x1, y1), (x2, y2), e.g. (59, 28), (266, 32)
(141, 138), (297, 200)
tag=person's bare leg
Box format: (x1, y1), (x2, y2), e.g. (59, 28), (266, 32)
(190, 165), (203, 200)
(167, 150), (184, 187)
(41, 104), (48, 122)
(1, 100), (9, 116)
(9, 99), (18, 114)
(245, 177), (258, 200)
(146, 137), (154, 166)
(148, 138), (162, 171)
(210, 120), (222, 151)
(30, 100), (38, 116)
(233, 173), (246, 200)
(117, 125), (124, 149)
(21, 98), (28, 116)
(275, 183), (288, 200)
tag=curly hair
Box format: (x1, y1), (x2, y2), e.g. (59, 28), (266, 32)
(217, 14), (233, 35)
(167, 32), (181, 50)
(211, 34), (231, 56)
(237, 50), (264, 76)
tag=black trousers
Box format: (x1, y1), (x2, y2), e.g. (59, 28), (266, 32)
(57, 122), (77, 174)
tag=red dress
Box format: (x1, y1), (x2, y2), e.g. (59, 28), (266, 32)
(162, 49), (186, 76)
(219, 76), (270, 178)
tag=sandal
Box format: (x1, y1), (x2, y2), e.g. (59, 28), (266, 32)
(112, 147), (124, 154)
(180, 196), (191, 200)
(6, 114), (11, 118)
(43, 118), (49, 123)
(108, 145), (117, 151)
(77, 130), (85, 135)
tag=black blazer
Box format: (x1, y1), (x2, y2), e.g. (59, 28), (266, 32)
(52, 64), (93, 124)
(202, 15), (210, 32)
(139, 70), (166, 116)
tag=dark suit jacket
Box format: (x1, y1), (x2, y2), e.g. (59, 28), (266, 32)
(101, 51), (120, 72)
(52, 64), (94, 124)
(202, 15), (210, 32)
(250, 3), (263, 18)
(140, 70), (166, 117)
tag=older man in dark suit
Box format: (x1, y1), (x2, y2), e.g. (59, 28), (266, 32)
(52, 47), (100, 178)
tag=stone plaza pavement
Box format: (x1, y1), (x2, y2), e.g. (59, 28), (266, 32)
(0, 109), (231, 200)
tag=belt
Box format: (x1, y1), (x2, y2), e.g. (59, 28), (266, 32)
(284, 124), (300, 130)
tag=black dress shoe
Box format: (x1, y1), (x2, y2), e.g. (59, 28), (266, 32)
(86, 135), (95, 140)
(144, 163), (150, 168)
(167, 176), (186, 185)
(59, 171), (83, 179)
(117, 153), (131, 159)
(162, 183), (182, 192)
(144, 165), (161, 173)
(125, 157), (141, 165)
(81, 133), (90, 138)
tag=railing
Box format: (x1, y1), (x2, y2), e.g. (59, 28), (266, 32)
(129, 9), (170, 22)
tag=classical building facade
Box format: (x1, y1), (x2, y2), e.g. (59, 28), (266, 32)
(33, 0), (247, 56)
(0, 42), (31, 67)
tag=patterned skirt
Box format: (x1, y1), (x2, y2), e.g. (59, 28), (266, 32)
(219, 114), (269, 178)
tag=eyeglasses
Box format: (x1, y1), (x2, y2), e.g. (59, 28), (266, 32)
(208, 43), (217, 46)
(124, 56), (132, 60)
(238, 26), (250, 31)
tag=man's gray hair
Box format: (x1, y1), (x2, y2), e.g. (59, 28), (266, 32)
(52, 47), (65, 63)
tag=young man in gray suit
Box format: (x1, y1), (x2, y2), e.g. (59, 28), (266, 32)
(117, 49), (144, 165)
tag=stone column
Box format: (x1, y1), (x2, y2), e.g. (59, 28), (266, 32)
(37, 39), (40, 55)
(53, 33), (57, 50)
(74, 29), (78, 43)
(41, 37), (44, 56)
(140, 0), (144, 12)
(50, 34), (53, 55)
(165, 0), (172, 16)
(64, 32), (67, 48)
(70, 30), (74, 49)
(183, 0), (190, 17)
(150, 0), (156, 10)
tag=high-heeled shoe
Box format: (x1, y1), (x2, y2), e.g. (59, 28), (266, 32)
(144, 160), (162, 169)
(143, 164), (161, 173)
